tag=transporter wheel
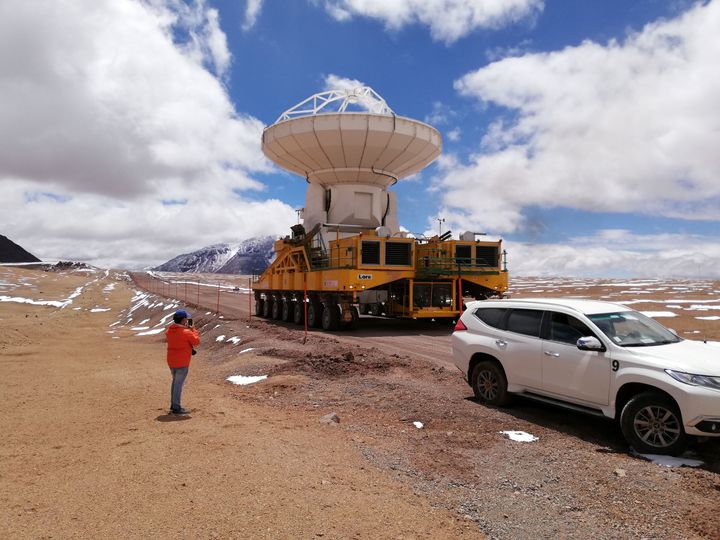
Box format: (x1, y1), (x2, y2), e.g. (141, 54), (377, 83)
(471, 361), (511, 406)
(293, 301), (305, 325)
(359, 304), (369, 315)
(307, 302), (323, 328)
(620, 392), (687, 455)
(281, 300), (292, 322)
(262, 297), (272, 318)
(321, 303), (341, 331)
(254, 298), (264, 317)
(271, 298), (282, 320)
(369, 303), (381, 316)
(341, 306), (359, 330)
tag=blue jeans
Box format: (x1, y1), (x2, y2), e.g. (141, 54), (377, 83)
(170, 367), (189, 411)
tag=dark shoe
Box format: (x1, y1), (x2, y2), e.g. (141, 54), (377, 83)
(170, 407), (190, 415)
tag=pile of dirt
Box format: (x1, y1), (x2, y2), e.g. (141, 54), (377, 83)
(264, 348), (409, 378)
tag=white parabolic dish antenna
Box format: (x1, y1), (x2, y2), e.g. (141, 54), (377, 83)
(262, 87), (442, 188)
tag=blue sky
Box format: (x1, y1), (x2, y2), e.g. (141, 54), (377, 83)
(1, 0), (718, 276)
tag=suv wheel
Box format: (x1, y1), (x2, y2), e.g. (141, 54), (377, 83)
(472, 361), (510, 406)
(620, 392), (687, 455)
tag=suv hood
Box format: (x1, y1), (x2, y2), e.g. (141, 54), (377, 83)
(626, 340), (720, 375)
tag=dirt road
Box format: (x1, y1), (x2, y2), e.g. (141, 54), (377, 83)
(0, 267), (471, 539)
(4, 267), (720, 539)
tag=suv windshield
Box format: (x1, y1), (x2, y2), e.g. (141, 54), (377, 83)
(588, 311), (682, 347)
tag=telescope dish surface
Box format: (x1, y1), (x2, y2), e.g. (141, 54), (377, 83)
(262, 87), (442, 187)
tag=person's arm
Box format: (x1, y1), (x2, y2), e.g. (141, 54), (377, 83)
(185, 327), (200, 346)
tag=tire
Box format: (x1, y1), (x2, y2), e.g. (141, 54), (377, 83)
(293, 301), (305, 325)
(281, 300), (292, 322)
(369, 303), (380, 316)
(254, 298), (264, 317)
(271, 298), (282, 320)
(321, 303), (341, 331)
(620, 392), (687, 455)
(341, 306), (359, 330)
(262, 297), (272, 318)
(471, 361), (511, 406)
(307, 302), (323, 328)
(359, 304), (369, 315)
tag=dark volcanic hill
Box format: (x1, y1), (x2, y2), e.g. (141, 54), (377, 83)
(154, 236), (274, 274)
(0, 235), (41, 263)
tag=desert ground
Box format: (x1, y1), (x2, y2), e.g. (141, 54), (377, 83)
(2, 265), (720, 539)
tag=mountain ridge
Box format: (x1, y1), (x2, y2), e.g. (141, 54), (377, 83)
(0, 235), (41, 263)
(154, 236), (275, 274)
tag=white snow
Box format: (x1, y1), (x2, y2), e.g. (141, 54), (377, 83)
(500, 430), (539, 442)
(226, 336), (241, 344)
(135, 327), (166, 336)
(90, 308), (111, 313)
(0, 296), (65, 307)
(640, 311), (677, 318)
(413, 421), (424, 429)
(636, 453), (704, 468)
(103, 283), (116, 292)
(238, 348), (255, 354)
(695, 316), (720, 321)
(226, 375), (267, 385)
(216, 335), (226, 342)
(130, 326), (151, 331)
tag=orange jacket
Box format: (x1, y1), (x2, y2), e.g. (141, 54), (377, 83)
(166, 324), (200, 369)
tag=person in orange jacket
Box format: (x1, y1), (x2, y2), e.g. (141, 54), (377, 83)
(166, 309), (200, 414)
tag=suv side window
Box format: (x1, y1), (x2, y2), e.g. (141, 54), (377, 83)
(549, 312), (594, 345)
(474, 308), (507, 329)
(506, 309), (543, 337)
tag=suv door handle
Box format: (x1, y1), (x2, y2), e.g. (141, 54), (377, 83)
(495, 339), (507, 347)
(544, 351), (560, 357)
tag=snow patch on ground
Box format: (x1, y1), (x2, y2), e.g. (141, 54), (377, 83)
(216, 335), (226, 342)
(640, 311), (677, 318)
(635, 453), (704, 468)
(501, 431), (539, 442)
(135, 328), (166, 336)
(90, 308), (111, 313)
(413, 421), (424, 429)
(238, 348), (255, 354)
(227, 375), (267, 385)
(226, 336), (241, 344)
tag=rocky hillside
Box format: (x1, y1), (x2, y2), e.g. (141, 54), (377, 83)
(154, 236), (275, 274)
(0, 235), (41, 263)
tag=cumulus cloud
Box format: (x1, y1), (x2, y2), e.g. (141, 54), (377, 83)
(439, 1), (720, 233)
(0, 0), (293, 267)
(319, 0), (544, 43)
(242, 0), (264, 31)
(507, 230), (720, 279)
(321, 74), (391, 113)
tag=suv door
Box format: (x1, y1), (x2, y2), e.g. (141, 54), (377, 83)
(541, 311), (611, 405)
(496, 308), (544, 390)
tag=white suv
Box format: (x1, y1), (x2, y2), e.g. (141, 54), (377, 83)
(452, 298), (720, 455)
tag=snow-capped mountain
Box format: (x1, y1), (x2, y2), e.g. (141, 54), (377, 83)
(154, 236), (275, 274)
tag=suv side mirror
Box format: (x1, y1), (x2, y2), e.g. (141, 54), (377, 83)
(577, 336), (605, 351)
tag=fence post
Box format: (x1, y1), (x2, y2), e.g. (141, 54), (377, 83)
(216, 281), (220, 313)
(248, 277), (252, 321)
(197, 280), (200, 306)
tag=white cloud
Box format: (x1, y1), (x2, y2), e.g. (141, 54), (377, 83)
(446, 128), (462, 142)
(0, 0), (294, 268)
(319, 0), (544, 43)
(242, 0), (264, 31)
(321, 74), (391, 113)
(506, 231), (720, 279)
(440, 1), (720, 233)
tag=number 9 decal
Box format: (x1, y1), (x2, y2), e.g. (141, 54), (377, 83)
(611, 360), (619, 372)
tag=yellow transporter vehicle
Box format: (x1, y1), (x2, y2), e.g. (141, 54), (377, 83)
(252, 87), (508, 330)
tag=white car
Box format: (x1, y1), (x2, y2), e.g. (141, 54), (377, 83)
(452, 298), (720, 455)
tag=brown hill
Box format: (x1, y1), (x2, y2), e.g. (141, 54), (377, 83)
(0, 234), (41, 263)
